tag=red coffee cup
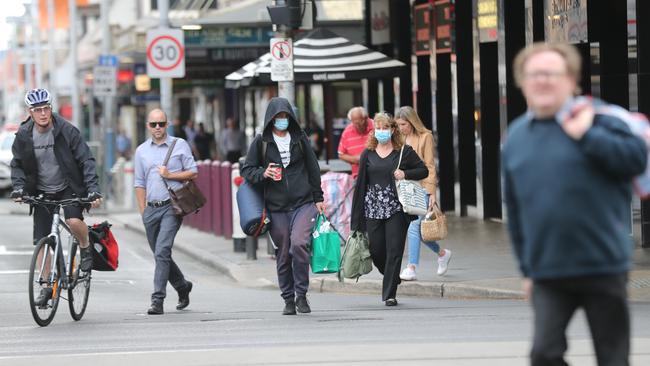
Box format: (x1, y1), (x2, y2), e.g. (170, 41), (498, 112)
(271, 163), (282, 181)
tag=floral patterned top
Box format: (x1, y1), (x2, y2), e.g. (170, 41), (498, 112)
(364, 150), (402, 219)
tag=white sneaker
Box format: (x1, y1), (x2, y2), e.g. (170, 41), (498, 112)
(437, 250), (452, 276)
(399, 267), (417, 281)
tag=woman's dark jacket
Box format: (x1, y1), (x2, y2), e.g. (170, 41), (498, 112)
(11, 114), (99, 196)
(240, 97), (324, 212)
(351, 144), (428, 232)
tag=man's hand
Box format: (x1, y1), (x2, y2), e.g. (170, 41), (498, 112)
(315, 201), (325, 214)
(158, 166), (170, 179)
(562, 104), (594, 140)
(87, 192), (103, 209)
(10, 189), (23, 202)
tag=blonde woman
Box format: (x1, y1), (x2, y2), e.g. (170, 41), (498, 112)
(396, 106), (452, 280)
(350, 112), (428, 306)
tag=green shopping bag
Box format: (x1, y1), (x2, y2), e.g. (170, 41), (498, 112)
(310, 214), (341, 274)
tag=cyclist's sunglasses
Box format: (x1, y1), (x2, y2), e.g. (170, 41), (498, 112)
(148, 121), (167, 128)
(29, 105), (52, 114)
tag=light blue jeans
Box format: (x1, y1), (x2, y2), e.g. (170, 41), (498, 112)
(406, 195), (440, 266)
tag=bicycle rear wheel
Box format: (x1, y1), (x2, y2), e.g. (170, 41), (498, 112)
(68, 242), (91, 321)
(28, 237), (61, 327)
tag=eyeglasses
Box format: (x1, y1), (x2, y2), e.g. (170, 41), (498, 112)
(148, 121), (167, 128)
(30, 105), (52, 115)
(523, 71), (567, 81)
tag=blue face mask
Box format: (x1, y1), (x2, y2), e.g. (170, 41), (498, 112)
(274, 118), (289, 131)
(375, 129), (392, 144)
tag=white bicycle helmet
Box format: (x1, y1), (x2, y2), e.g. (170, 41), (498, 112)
(24, 88), (51, 107)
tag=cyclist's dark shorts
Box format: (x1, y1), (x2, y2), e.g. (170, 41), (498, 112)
(33, 186), (85, 245)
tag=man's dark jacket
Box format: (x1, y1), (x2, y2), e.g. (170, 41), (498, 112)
(503, 109), (647, 280)
(241, 97), (323, 212)
(11, 113), (100, 196)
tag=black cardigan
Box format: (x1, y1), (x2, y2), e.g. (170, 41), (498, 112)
(350, 144), (428, 232)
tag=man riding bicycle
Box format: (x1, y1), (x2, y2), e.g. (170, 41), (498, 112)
(10, 88), (102, 306)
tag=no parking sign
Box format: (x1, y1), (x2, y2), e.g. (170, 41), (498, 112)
(146, 28), (185, 78)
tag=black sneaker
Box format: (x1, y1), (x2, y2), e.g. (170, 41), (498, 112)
(385, 298), (398, 307)
(282, 298), (296, 315)
(79, 247), (93, 272)
(176, 281), (192, 310)
(34, 287), (53, 307)
(295, 295), (311, 313)
(147, 303), (164, 315)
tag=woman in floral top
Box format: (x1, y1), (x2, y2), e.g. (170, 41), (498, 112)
(350, 112), (428, 306)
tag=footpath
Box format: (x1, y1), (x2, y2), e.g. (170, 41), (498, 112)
(107, 210), (650, 302)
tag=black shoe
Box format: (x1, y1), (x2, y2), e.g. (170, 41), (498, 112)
(79, 247), (93, 272)
(176, 281), (193, 310)
(34, 287), (53, 307)
(295, 295), (311, 313)
(385, 298), (398, 307)
(147, 303), (164, 315)
(282, 298), (296, 315)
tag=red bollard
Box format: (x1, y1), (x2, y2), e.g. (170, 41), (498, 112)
(192, 162), (207, 229)
(211, 161), (223, 236)
(220, 161), (233, 239)
(199, 160), (212, 232)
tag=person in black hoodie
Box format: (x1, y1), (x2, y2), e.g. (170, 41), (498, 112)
(241, 97), (325, 315)
(350, 112), (428, 306)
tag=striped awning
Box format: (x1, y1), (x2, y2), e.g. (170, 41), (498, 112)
(225, 28), (405, 88)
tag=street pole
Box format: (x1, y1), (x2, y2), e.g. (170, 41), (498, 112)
(100, 0), (114, 198)
(31, 0), (43, 88)
(47, 0), (57, 103)
(274, 0), (295, 105)
(69, 0), (81, 132)
(158, 0), (174, 129)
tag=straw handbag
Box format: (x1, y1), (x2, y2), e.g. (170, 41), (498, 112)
(421, 203), (448, 241)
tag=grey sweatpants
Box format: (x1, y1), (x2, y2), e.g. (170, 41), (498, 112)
(269, 203), (319, 301)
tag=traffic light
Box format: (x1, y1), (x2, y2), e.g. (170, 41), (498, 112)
(267, 0), (303, 29)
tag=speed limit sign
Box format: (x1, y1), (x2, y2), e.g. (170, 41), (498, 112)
(146, 28), (185, 78)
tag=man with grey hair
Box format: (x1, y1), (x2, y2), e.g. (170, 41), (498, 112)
(503, 42), (646, 365)
(337, 106), (373, 178)
(134, 108), (198, 315)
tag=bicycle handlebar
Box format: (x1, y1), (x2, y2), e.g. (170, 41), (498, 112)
(20, 195), (94, 207)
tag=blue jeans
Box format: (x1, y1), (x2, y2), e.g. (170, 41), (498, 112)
(406, 195), (440, 266)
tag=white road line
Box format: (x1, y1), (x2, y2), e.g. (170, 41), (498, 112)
(0, 270), (29, 275)
(0, 246), (33, 256)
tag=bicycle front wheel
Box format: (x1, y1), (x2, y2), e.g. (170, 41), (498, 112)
(68, 242), (91, 321)
(28, 237), (61, 327)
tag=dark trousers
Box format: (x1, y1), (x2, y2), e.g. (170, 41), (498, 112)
(366, 213), (409, 301)
(531, 274), (630, 366)
(269, 203), (319, 301)
(142, 204), (190, 305)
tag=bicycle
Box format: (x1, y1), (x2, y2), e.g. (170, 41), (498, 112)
(21, 195), (93, 327)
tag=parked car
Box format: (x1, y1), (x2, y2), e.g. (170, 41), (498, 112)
(0, 130), (16, 192)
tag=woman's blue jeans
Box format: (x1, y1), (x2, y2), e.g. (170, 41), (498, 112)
(406, 195), (440, 266)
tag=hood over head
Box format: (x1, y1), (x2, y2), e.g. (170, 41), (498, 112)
(263, 97), (300, 135)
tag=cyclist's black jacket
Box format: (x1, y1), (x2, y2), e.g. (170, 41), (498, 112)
(10, 113), (100, 196)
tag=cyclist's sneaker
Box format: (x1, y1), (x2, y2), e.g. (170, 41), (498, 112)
(80, 247), (93, 272)
(35, 287), (53, 307)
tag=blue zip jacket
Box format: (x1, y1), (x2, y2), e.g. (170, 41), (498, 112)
(503, 106), (647, 280)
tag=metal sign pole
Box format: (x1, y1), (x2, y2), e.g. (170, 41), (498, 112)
(158, 0), (174, 127)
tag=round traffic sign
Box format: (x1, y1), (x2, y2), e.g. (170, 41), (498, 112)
(147, 35), (184, 71)
(271, 41), (292, 61)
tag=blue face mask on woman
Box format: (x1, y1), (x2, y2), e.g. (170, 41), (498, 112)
(375, 129), (392, 144)
(274, 118), (289, 131)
